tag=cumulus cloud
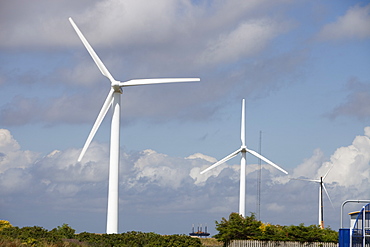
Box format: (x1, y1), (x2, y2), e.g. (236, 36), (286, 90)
(186, 153), (217, 163)
(275, 126), (370, 199)
(129, 149), (191, 189)
(317, 3), (370, 41)
(0, 168), (34, 195)
(323, 128), (370, 190)
(275, 148), (326, 184)
(1, 127), (369, 231)
(0, 129), (39, 172)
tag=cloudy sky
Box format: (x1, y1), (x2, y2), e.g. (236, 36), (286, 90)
(1, 0), (369, 235)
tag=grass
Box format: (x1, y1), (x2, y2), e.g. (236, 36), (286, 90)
(199, 237), (223, 247)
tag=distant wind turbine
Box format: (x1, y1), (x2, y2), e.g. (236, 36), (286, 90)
(291, 165), (334, 229)
(69, 17), (200, 234)
(200, 99), (288, 217)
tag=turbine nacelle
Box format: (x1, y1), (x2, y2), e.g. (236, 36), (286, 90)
(112, 82), (123, 93)
(200, 99), (288, 175)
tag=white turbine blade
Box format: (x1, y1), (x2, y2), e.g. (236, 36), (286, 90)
(322, 183), (335, 209)
(69, 17), (115, 83)
(119, 78), (200, 87)
(78, 89), (114, 162)
(241, 99), (245, 146)
(200, 148), (242, 174)
(323, 163), (334, 180)
(291, 178), (320, 183)
(246, 148), (288, 174)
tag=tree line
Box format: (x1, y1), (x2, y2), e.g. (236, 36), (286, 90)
(214, 213), (338, 246)
(0, 220), (202, 247)
(0, 214), (339, 247)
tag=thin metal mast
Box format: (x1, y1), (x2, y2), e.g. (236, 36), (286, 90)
(256, 131), (262, 220)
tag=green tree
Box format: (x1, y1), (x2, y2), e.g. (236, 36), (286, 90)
(320, 227), (338, 243)
(284, 224), (337, 242)
(50, 223), (76, 239)
(214, 213), (339, 244)
(214, 212), (262, 246)
(260, 223), (289, 241)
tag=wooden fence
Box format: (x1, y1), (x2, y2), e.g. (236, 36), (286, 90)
(228, 240), (338, 247)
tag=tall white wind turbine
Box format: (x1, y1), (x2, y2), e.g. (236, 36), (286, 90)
(200, 99), (288, 217)
(69, 17), (200, 234)
(292, 165), (334, 229)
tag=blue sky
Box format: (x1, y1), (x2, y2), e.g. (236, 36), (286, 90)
(0, 0), (369, 235)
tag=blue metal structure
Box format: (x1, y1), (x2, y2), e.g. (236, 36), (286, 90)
(340, 201), (370, 247)
(350, 203), (370, 247)
(339, 228), (350, 247)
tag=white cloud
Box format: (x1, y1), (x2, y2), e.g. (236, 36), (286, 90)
(198, 19), (284, 65)
(323, 131), (370, 190)
(186, 153), (217, 163)
(0, 129), (21, 152)
(275, 126), (370, 199)
(129, 149), (197, 189)
(1, 127), (369, 231)
(296, 149), (326, 178)
(81, 0), (185, 46)
(0, 168), (33, 194)
(187, 153), (218, 185)
(0, 0), (197, 49)
(0, 129), (39, 173)
(317, 3), (370, 41)
(0, 0), (305, 129)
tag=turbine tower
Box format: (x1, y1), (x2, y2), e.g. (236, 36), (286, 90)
(69, 17), (200, 234)
(292, 165), (334, 229)
(200, 99), (288, 217)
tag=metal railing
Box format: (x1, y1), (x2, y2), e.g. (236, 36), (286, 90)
(228, 240), (338, 247)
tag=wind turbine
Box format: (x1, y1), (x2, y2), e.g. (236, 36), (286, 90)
(292, 165), (334, 229)
(69, 17), (200, 234)
(200, 99), (288, 217)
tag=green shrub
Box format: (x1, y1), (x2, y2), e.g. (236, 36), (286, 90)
(214, 212), (339, 245)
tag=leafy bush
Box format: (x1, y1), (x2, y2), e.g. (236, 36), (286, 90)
(50, 223), (76, 239)
(284, 224), (337, 243)
(214, 213), (262, 245)
(76, 231), (202, 247)
(0, 222), (202, 247)
(0, 220), (12, 231)
(0, 225), (62, 246)
(214, 212), (338, 246)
